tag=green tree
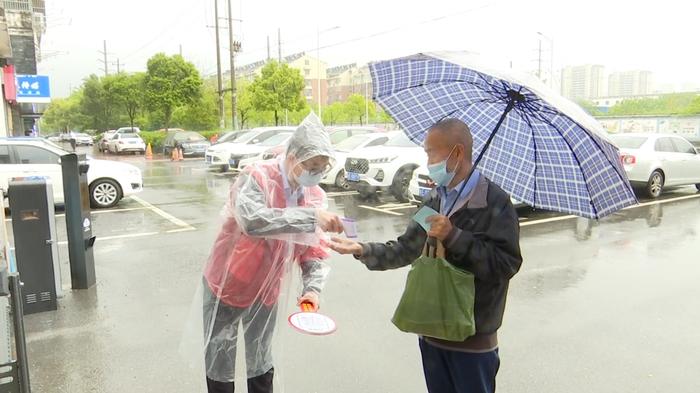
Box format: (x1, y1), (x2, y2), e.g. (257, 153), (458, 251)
(607, 93), (698, 116)
(80, 74), (118, 130)
(235, 79), (254, 129)
(172, 83), (219, 131)
(145, 53), (202, 130)
(576, 99), (604, 116)
(249, 61), (305, 126)
(322, 102), (344, 125)
(41, 93), (90, 132)
(104, 72), (146, 129)
(375, 106), (394, 124)
(684, 96), (700, 115)
(344, 94), (375, 125)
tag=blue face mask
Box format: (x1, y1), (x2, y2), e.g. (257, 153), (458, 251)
(297, 170), (323, 187)
(427, 147), (459, 187)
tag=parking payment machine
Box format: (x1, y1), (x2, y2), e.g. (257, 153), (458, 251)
(60, 154), (96, 290)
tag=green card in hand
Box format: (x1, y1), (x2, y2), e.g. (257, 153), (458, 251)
(412, 205), (439, 232)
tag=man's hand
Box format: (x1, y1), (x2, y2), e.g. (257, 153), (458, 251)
(316, 210), (344, 233)
(426, 214), (453, 241)
(328, 236), (363, 255)
(298, 291), (320, 311)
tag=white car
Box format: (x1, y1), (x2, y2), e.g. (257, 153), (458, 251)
(321, 132), (397, 189)
(205, 127), (295, 171)
(344, 132), (427, 202)
(0, 138), (143, 208)
(115, 126), (140, 134)
(72, 133), (94, 146)
(107, 133), (146, 155)
(610, 133), (700, 198)
(237, 132), (294, 170)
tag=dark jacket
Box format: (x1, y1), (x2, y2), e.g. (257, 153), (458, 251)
(358, 176), (522, 337)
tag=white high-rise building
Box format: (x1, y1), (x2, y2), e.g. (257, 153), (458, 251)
(560, 65), (605, 101)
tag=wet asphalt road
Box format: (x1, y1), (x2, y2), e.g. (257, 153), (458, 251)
(14, 149), (700, 393)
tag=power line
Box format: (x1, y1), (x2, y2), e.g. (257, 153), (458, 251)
(239, 3), (497, 59)
(121, 4), (191, 61)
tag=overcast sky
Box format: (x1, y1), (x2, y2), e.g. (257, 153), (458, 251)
(38, 0), (700, 98)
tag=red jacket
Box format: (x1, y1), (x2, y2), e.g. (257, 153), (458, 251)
(204, 160), (329, 308)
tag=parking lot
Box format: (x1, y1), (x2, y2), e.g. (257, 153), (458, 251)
(11, 149), (700, 393)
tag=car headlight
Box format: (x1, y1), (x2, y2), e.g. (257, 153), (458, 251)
(369, 156), (397, 164)
(181, 143), (191, 148)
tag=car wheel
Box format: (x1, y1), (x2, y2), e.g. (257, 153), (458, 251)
(335, 170), (350, 190)
(220, 164), (229, 173)
(646, 170), (664, 199)
(390, 167), (415, 203)
(696, 183), (700, 191)
(89, 179), (122, 208)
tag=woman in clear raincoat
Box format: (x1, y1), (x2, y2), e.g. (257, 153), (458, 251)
(202, 113), (343, 393)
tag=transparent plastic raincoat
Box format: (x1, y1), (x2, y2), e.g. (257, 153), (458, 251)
(198, 113), (336, 391)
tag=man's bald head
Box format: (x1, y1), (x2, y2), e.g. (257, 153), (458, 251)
(427, 118), (473, 161)
(423, 118), (474, 188)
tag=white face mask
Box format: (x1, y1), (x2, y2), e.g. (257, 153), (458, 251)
(297, 170), (323, 187)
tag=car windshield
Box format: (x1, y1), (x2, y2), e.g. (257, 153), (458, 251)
(229, 131), (258, 143)
(218, 131), (243, 143)
(610, 135), (648, 149)
(384, 133), (417, 147)
(334, 134), (371, 152)
(174, 132), (205, 142)
(258, 133), (291, 147)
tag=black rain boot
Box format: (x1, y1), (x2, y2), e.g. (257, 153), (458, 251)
(206, 376), (234, 393)
(247, 368), (274, 393)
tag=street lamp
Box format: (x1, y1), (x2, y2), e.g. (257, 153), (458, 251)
(317, 25), (340, 118)
(537, 31), (554, 88)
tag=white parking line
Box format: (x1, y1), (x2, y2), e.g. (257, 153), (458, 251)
(47, 232), (160, 247)
(624, 193), (700, 209)
(358, 205), (404, 216)
(521, 193), (700, 227)
(130, 195), (196, 230)
(4, 206), (151, 222)
(326, 191), (360, 197)
(166, 227), (198, 234)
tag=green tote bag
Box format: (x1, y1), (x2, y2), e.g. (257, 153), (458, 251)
(391, 241), (476, 341)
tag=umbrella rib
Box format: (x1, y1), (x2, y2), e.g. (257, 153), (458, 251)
(512, 108), (538, 208)
(528, 103), (637, 209)
(530, 112), (600, 218)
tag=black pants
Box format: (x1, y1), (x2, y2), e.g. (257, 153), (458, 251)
(419, 338), (500, 393)
(202, 281), (277, 390)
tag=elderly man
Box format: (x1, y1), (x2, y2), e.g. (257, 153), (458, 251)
(330, 118), (522, 393)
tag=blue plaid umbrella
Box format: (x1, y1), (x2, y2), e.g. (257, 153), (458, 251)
(369, 52), (637, 219)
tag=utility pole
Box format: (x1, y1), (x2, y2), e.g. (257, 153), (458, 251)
(179, 44), (183, 57)
(277, 28), (282, 63)
(98, 40), (109, 76)
(214, 0), (225, 129)
(227, 0), (239, 130)
(317, 27), (321, 118)
(266, 36), (270, 62)
(364, 73), (369, 125)
(538, 32), (555, 89)
(537, 38), (542, 81)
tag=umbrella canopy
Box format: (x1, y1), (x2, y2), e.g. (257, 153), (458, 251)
(369, 51), (637, 219)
